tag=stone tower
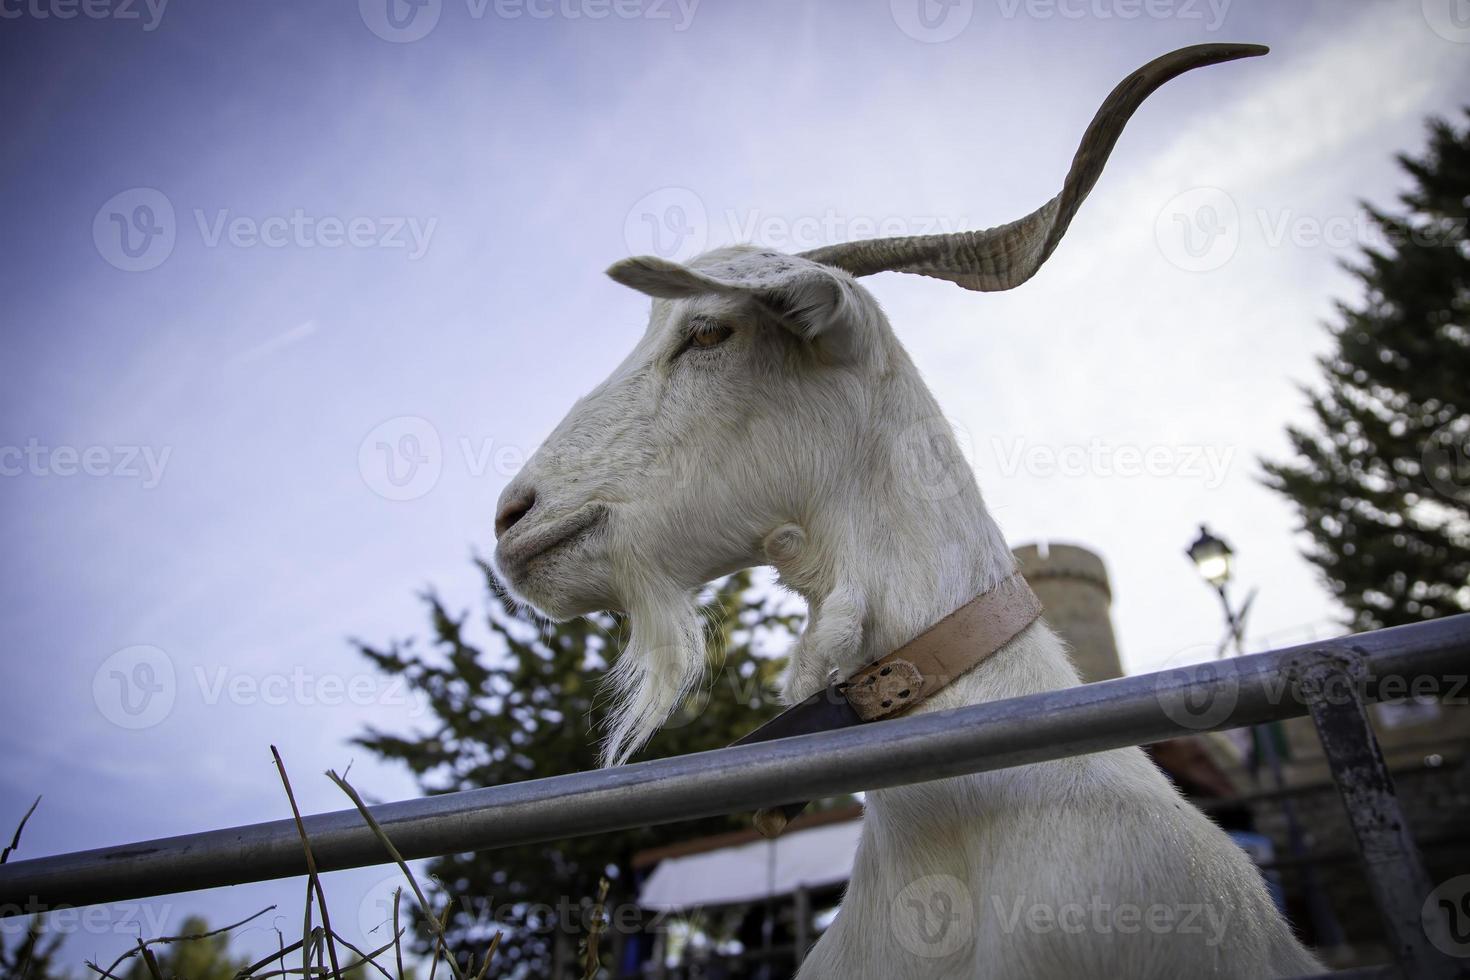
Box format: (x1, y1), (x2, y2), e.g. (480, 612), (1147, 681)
(1014, 542), (1123, 684)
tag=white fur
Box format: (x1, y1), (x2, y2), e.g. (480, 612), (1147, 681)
(493, 245), (1322, 977)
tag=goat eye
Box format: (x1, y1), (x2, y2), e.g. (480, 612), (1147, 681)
(685, 321), (735, 351)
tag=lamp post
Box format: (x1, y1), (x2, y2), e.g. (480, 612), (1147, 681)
(1184, 525), (1345, 952)
(1186, 525), (1250, 657)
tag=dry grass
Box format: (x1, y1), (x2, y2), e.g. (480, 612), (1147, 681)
(2, 751), (615, 980)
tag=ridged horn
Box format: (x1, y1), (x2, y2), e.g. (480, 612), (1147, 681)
(797, 43), (1267, 291)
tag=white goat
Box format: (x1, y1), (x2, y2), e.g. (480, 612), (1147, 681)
(494, 44), (1323, 979)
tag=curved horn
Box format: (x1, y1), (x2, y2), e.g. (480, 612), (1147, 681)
(798, 43), (1267, 291)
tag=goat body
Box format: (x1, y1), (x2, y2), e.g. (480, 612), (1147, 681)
(494, 44), (1323, 978)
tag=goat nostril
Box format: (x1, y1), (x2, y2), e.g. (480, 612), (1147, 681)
(495, 491), (536, 538)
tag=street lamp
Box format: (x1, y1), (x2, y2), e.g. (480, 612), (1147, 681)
(1187, 524), (1233, 590)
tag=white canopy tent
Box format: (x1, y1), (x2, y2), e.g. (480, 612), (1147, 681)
(637, 815), (862, 910)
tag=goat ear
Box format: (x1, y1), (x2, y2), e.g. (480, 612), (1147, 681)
(605, 256), (720, 299)
(748, 266), (851, 344)
(607, 254), (855, 350)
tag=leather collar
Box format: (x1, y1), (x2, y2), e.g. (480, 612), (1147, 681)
(730, 572), (1043, 836)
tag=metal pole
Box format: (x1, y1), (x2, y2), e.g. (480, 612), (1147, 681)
(1, 616), (1466, 915)
(1291, 649), (1459, 979)
(793, 885), (810, 970)
(1217, 581), (1244, 656)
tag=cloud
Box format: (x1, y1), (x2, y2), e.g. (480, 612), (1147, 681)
(233, 319), (320, 364)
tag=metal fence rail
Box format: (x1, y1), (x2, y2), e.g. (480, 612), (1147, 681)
(1, 615), (1467, 925)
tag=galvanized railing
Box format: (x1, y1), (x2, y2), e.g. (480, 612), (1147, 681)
(2, 615), (1468, 977)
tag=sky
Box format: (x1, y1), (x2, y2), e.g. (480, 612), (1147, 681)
(1, 0), (1467, 968)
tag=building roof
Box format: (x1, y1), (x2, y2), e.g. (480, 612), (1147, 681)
(636, 806), (863, 910)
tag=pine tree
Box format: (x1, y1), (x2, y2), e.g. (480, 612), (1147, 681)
(353, 562), (803, 976)
(121, 917), (250, 980)
(0, 920), (67, 980)
(1263, 109), (1470, 631)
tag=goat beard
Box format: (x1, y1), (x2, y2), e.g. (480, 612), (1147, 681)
(598, 570), (707, 767)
